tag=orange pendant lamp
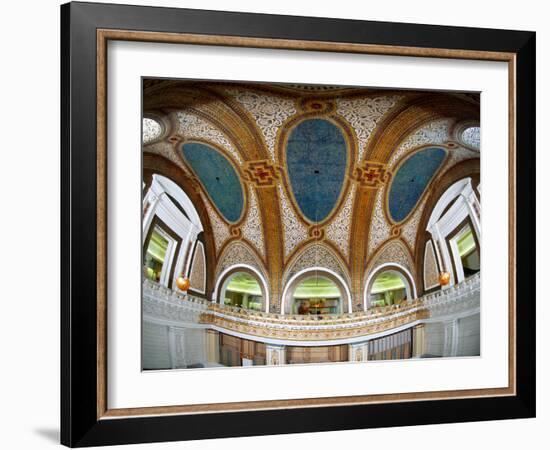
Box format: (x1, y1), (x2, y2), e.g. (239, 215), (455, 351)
(176, 275), (190, 291)
(438, 271), (451, 286)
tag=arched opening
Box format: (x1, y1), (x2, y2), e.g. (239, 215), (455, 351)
(369, 270), (409, 308)
(425, 177), (481, 285)
(218, 269), (265, 311)
(142, 173), (208, 291)
(282, 268), (351, 315)
(364, 264), (416, 310)
(291, 275), (343, 315)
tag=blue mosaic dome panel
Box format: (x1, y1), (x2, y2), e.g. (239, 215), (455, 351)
(388, 147), (447, 222)
(182, 142), (244, 223)
(285, 119), (347, 223)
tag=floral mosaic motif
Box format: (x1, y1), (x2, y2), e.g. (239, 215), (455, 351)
(423, 240), (439, 290)
(325, 184), (355, 259)
(368, 119), (454, 257)
(226, 89), (297, 160)
(337, 95), (401, 161)
(278, 183), (309, 257)
(388, 119), (452, 168)
(444, 145), (480, 168)
(354, 161), (391, 188)
(397, 145), (480, 255)
(461, 126), (480, 150)
(400, 196), (426, 251)
(216, 241), (267, 280)
(143, 117), (163, 144)
(175, 111), (243, 164)
(202, 197), (231, 253)
(284, 243), (349, 288)
(244, 160), (280, 187)
(241, 186), (265, 257)
(368, 189), (392, 256)
(369, 239), (414, 275)
(143, 141), (189, 173)
(189, 241), (206, 293)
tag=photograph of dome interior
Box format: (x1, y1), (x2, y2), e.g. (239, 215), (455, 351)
(141, 79), (481, 370)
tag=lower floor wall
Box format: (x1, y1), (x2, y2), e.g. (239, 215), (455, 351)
(142, 313), (480, 370)
(368, 329), (412, 361)
(286, 345), (348, 364)
(142, 321), (208, 370)
(423, 313), (480, 358)
(220, 334), (266, 366)
(142, 321), (171, 370)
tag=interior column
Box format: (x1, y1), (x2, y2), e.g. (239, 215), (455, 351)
(266, 344), (286, 365)
(205, 329), (220, 365)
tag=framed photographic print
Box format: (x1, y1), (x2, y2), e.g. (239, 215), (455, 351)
(60, 1), (536, 447)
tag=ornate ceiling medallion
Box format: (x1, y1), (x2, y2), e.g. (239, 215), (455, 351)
(142, 116), (164, 144)
(353, 160), (391, 189)
(455, 121), (481, 151)
(298, 98), (336, 114)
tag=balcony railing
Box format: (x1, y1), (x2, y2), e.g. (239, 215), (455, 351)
(143, 272), (479, 342)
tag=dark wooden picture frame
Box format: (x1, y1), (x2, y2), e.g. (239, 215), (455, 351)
(61, 1), (535, 447)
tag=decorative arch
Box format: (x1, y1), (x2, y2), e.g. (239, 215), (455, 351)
(281, 267), (352, 315)
(364, 239), (417, 309)
(427, 177), (473, 229)
(414, 159), (480, 296)
(188, 241), (206, 295)
(349, 95), (478, 310)
(150, 174), (203, 231)
(283, 243), (350, 290)
(363, 263), (417, 310)
(213, 264), (270, 313)
(143, 154), (217, 298)
(215, 241), (267, 285)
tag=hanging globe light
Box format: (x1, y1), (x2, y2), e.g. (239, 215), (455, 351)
(176, 275), (190, 291)
(439, 271), (451, 286)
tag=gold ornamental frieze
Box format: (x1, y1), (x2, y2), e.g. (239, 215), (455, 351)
(199, 305), (429, 341)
